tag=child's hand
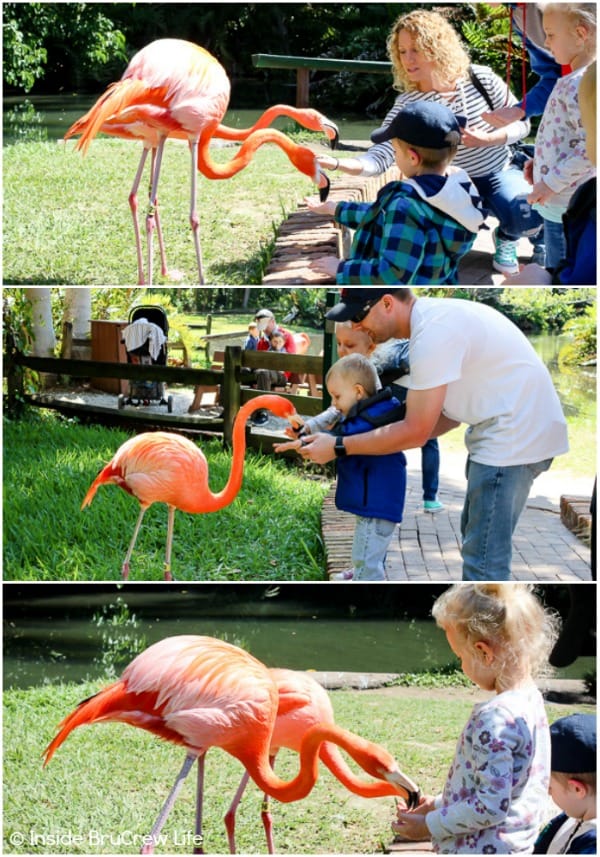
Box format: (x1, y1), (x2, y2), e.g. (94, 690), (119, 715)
(527, 179), (555, 206)
(304, 195), (337, 216)
(308, 255), (340, 279)
(392, 813), (430, 842)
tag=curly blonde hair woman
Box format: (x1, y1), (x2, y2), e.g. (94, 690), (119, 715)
(316, 8), (545, 275)
(386, 9), (470, 92)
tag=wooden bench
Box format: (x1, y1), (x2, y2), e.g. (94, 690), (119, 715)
(251, 53), (392, 107)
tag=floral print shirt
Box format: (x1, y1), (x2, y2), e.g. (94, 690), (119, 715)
(533, 67), (596, 222)
(426, 685), (551, 854)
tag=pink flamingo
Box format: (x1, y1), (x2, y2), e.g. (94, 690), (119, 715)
(43, 635), (420, 854)
(64, 39), (339, 284)
(225, 668), (418, 853)
(81, 395), (297, 580)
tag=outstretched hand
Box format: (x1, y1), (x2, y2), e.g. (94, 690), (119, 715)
(304, 195), (337, 216)
(392, 793), (436, 842)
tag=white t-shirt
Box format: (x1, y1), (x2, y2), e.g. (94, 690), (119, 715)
(408, 298), (569, 466)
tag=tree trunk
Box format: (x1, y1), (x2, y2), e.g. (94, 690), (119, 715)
(25, 287), (56, 387)
(63, 287), (92, 358)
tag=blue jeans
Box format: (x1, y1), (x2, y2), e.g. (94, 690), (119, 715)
(352, 516), (396, 581)
(543, 218), (567, 270)
(472, 168), (543, 242)
(461, 457), (553, 581)
(421, 439), (440, 502)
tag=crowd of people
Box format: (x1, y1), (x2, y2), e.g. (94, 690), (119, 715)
(303, 4), (596, 285)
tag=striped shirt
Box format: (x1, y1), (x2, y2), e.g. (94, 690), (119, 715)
(360, 64), (530, 179)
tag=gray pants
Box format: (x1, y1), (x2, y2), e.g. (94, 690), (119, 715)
(352, 516), (396, 581)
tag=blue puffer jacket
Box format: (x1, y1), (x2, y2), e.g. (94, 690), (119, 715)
(334, 388), (407, 523)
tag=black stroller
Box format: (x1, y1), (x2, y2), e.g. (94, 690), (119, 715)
(118, 305), (173, 412)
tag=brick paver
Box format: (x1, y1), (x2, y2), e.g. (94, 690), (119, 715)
(322, 447), (593, 582)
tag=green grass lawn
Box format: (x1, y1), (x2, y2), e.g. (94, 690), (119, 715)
(4, 681), (590, 854)
(3, 410), (327, 581)
(3, 139), (319, 285)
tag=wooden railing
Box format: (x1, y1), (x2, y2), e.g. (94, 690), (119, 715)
(5, 345), (326, 448)
(251, 53), (392, 107)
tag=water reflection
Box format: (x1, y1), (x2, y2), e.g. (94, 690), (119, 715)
(4, 583), (594, 688)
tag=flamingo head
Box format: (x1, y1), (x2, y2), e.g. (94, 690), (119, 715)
(289, 144), (331, 201)
(384, 768), (421, 810)
(246, 394), (298, 423)
(303, 109), (340, 150)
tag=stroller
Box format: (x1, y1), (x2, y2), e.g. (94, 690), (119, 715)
(118, 305), (173, 412)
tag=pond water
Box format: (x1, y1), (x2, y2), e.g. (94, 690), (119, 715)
(3, 584), (594, 688)
(3, 95), (374, 146)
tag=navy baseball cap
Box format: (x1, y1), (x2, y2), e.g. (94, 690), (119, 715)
(326, 289), (392, 323)
(550, 713), (596, 773)
(371, 101), (466, 148)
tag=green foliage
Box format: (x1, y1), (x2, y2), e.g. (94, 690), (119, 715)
(92, 597), (146, 678)
(560, 306), (597, 366)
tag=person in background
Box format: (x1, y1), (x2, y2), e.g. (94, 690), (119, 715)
(534, 713), (596, 854)
(251, 308), (298, 424)
(483, 4), (563, 127)
(394, 583), (559, 853)
(243, 322), (259, 351)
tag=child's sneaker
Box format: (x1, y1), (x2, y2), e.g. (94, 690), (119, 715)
(328, 569), (354, 581)
(424, 499), (444, 513)
(492, 228), (519, 274)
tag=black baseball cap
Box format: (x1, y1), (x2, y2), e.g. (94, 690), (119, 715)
(550, 713), (596, 773)
(325, 289), (392, 323)
(371, 101), (466, 148)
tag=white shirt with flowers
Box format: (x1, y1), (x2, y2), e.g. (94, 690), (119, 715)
(426, 685), (551, 854)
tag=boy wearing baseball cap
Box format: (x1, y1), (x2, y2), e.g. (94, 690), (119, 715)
(534, 713), (596, 854)
(305, 101), (486, 284)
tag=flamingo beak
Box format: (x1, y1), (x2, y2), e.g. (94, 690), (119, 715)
(384, 769), (421, 810)
(324, 121), (340, 150)
(318, 172), (331, 202)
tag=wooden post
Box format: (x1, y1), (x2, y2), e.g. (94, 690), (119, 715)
(296, 68), (310, 107)
(5, 334), (24, 416)
(222, 346), (242, 447)
(322, 289), (339, 409)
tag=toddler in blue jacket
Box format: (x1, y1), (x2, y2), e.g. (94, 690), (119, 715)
(277, 353), (406, 581)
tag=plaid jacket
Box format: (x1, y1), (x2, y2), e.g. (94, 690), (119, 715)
(335, 176), (483, 285)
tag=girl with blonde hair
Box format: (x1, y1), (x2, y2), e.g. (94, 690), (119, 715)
(394, 583), (560, 853)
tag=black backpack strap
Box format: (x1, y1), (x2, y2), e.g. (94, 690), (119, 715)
(469, 66), (496, 111)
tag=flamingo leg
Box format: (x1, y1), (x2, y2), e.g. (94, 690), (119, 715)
(224, 770), (251, 853)
(164, 505), (175, 581)
(260, 753), (277, 855)
(140, 751), (198, 854)
(149, 148), (169, 278)
(129, 147), (151, 285)
(193, 755), (205, 854)
(122, 506), (148, 579)
(146, 137), (167, 286)
(188, 137), (204, 285)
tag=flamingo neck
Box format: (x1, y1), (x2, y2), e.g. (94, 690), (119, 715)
(197, 128), (311, 182)
(240, 724), (375, 804)
(319, 744), (400, 798)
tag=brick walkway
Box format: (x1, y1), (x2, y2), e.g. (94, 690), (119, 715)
(322, 446), (593, 582)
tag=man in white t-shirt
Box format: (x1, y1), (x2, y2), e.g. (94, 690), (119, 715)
(300, 288), (569, 580)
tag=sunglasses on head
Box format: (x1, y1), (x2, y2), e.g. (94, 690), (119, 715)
(350, 296), (384, 324)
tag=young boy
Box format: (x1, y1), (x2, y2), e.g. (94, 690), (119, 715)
(276, 354), (406, 581)
(305, 101), (486, 284)
(534, 713), (596, 854)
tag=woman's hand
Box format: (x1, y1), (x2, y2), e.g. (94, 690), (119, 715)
(523, 158), (534, 185)
(461, 126), (506, 148)
(481, 105), (525, 127)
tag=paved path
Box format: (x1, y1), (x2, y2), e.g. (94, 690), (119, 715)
(323, 443), (593, 582)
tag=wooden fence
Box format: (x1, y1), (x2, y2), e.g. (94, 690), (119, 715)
(5, 344), (328, 448)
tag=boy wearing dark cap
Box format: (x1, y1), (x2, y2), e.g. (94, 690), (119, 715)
(534, 713), (596, 854)
(305, 101), (486, 284)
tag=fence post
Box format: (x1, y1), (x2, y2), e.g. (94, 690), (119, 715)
(322, 289), (339, 409)
(5, 335), (24, 416)
(222, 346), (242, 447)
